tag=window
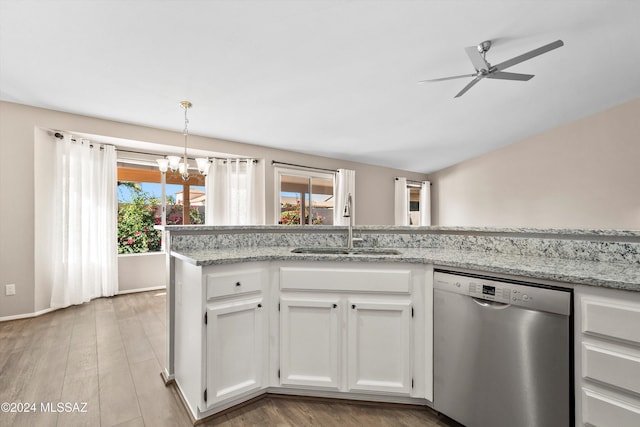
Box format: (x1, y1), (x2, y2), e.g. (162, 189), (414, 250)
(117, 162), (205, 254)
(408, 186), (421, 226)
(166, 182), (205, 225)
(395, 178), (431, 226)
(275, 167), (334, 225)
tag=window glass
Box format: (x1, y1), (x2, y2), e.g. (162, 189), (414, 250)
(117, 166), (163, 253)
(117, 164), (206, 254)
(165, 181), (205, 225)
(311, 176), (334, 225)
(276, 169), (334, 225)
(409, 187), (421, 226)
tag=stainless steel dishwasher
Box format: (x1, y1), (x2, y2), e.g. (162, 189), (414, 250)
(433, 270), (573, 427)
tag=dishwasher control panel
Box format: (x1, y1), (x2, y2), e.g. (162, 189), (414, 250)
(468, 281), (511, 303)
(434, 271), (572, 315)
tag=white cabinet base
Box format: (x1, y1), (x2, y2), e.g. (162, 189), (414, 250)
(280, 297), (341, 390)
(347, 300), (412, 395)
(575, 285), (640, 426)
(172, 259), (433, 421)
(205, 297), (265, 407)
(582, 387), (640, 427)
(268, 387), (431, 405)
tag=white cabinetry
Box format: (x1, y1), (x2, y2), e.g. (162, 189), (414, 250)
(173, 259), (432, 422)
(279, 297), (341, 389)
(575, 285), (640, 426)
(203, 267), (268, 409)
(205, 297), (265, 405)
(347, 300), (412, 394)
(278, 263), (431, 399)
(173, 260), (269, 419)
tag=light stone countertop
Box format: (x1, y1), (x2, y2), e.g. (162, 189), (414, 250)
(160, 224), (640, 238)
(170, 246), (640, 292)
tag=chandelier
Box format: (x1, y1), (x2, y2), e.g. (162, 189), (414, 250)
(156, 101), (210, 180)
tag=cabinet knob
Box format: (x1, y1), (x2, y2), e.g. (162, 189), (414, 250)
(257, 303), (262, 308)
(352, 304), (356, 309)
(333, 304), (338, 308)
(235, 281), (241, 287)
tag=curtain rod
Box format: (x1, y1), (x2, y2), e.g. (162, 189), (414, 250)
(54, 132), (257, 163)
(395, 177), (432, 186)
(272, 160), (337, 173)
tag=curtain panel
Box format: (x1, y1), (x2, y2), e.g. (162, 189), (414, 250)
(394, 177), (409, 226)
(50, 137), (118, 309)
(420, 181), (431, 226)
(205, 159), (266, 225)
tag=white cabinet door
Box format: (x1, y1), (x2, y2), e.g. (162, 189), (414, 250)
(205, 297), (265, 406)
(347, 300), (412, 395)
(575, 285), (640, 426)
(280, 297), (341, 390)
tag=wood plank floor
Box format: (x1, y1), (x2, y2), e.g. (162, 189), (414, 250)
(0, 291), (461, 427)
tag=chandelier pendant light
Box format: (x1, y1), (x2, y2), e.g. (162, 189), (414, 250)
(156, 101), (211, 179)
(180, 100), (192, 181)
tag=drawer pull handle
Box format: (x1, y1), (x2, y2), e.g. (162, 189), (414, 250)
(235, 281), (241, 287)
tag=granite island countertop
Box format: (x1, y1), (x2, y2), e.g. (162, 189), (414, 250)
(170, 246), (640, 292)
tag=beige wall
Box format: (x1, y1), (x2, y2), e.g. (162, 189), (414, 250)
(0, 101), (426, 318)
(430, 98), (640, 229)
(117, 253), (166, 293)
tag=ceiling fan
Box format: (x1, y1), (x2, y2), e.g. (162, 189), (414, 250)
(420, 39), (564, 98)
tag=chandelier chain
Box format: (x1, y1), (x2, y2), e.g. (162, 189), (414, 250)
(181, 101), (192, 181)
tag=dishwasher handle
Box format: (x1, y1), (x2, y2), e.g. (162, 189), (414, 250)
(471, 297), (511, 309)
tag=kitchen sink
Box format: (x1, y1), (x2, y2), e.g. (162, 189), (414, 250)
(291, 247), (402, 256)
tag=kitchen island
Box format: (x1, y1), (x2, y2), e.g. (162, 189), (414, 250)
(159, 225), (640, 424)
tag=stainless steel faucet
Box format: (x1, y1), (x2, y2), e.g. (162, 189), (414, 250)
(343, 193), (355, 249)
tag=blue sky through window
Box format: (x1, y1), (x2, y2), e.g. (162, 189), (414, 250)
(280, 191), (333, 203)
(118, 182), (204, 203)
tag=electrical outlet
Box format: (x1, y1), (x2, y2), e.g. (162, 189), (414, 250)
(5, 284), (15, 296)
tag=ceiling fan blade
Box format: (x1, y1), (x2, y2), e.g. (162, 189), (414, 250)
(487, 71), (534, 81)
(418, 73), (476, 83)
(454, 77), (481, 98)
(465, 46), (490, 71)
(493, 39), (564, 71)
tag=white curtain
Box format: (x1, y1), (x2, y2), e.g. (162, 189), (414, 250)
(50, 137), (118, 309)
(205, 159), (265, 225)
(394, 177), (409, 226)
(333, 169), (355, 226)
(420, 181), (431, 226)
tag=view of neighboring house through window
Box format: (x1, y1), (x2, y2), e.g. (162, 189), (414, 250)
(275, 167), (334, 225)
(409, 186), (421, 226)
(117, 161), (205, 254)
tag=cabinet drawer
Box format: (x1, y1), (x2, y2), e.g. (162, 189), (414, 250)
(582, 388), (640, 427)
(206, 269), (263, 299)
(582, 298), (640, 344)
(583, 343), (640, 394)
(280, 267), (411, 293)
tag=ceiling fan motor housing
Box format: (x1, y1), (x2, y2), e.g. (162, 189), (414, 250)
(477, 40), (492, 54)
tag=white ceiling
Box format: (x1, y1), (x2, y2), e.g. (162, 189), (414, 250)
(1, 1), (639, 173)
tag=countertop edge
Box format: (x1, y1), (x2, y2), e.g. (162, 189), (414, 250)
(157, 225), (640, 238)
(170, 248), (640, 292)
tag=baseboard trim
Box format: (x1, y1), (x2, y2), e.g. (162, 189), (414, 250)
(161, 370), (175, 386)
(194, 394), (267, 425)
(268, 387), (431, 407)
(116, 285), (166, 295)
(168, 381), (433, 426)
(0, 306), (57, 322)
(0, 287), (167, 322)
